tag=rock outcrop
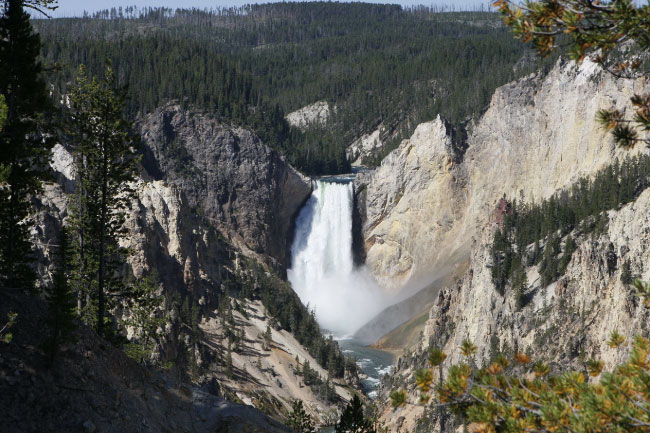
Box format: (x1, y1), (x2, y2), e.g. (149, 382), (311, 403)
(285, 101), (330, 130)
(357, 115), (466, 291)
(379, 182), (650, 433)
(347, 127), (385, 166)
(357, 58), (647, 293)
(139, 103), (311, 267)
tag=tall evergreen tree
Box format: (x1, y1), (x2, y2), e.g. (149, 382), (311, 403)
(0, 95), (6, 131)
(0, 96), (7, 184)
(621, 259), (634, 285)
(43, 226), (76, 365)
(335, 395), (375, 433)
(0, 0), (54, 290)
(67, 64), (137, 336)
(122, 274), (167, 366)
(286, 400), (315, 433)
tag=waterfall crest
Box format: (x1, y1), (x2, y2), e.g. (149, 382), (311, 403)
(288, 179), (386, 336)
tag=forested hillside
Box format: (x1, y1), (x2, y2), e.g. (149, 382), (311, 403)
(36, 3), (548, 174)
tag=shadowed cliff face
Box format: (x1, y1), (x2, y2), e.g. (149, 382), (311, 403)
(0, 290), (294, 433)
(138, 103), (311, 268)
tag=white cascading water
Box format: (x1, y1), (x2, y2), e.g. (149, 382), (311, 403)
(288, 179), (387, 337)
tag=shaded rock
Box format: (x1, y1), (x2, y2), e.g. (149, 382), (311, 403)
(138, 103), (311, 267)
(82, 420), (96, 433)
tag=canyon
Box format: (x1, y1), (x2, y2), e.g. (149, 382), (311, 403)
(5, 2), (650, 431)
(18, 104), (349, 431)
(13, 51), (650, 433)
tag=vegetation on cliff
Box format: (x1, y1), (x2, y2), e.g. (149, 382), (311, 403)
(491, 154), (650, 296)
(394, 328), (650, 433)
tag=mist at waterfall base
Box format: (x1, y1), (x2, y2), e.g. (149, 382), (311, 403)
(288, 179), (391, 337)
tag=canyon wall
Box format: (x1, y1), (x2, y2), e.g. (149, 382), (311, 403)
(357, 58), (647, 293)
(33, 107), (347, 425)
(139, 103), (311, 268)
(379, 177), (650, 433)
(360, 59), (650, 431)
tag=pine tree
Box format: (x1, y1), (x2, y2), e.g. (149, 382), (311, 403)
(263, 324), (272, 350)
(43, 227), (76, 365)
(0, 94), (6, 131)
(0, 311), (17, 344)
(0, 95), (7, 183)
(0, 0), (54, 291)
(421, 332), (650, 433)
(335, 395), (375, 433)
(5, 0), (58, 16)
(559, 234), (577, 274)
(621, 259), (633, 285)
(122, 274), (167, 366)
(67, 64), (138, 336)
(225, 349), (233, 378)
(286, 400), (315, 433)
(514, 266), (528, 311)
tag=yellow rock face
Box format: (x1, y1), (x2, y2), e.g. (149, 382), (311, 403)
(359, 58), (647, 295)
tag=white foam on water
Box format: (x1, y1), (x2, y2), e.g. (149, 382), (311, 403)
(376, 365), (393, 376)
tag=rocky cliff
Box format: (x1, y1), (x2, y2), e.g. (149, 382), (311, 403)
(355, 115), (466, 292)
(378, 180), (650, 433)
(357, 58), (647, 293)
(28, 106), (351, 428)
(139, 103), (311, 268)
(357, 59), (650, 431)
(285, 101), (331, 130)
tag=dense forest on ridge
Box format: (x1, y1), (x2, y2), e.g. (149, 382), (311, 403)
(36, 3), (549, 174)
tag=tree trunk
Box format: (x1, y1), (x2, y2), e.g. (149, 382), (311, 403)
(96, 102), (110, 337)
(439, 362), (445, 433)
(76, 160), (85, 316)
(6, 188), (16, 286)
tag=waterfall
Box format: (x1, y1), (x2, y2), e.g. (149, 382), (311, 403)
(288, 178), (386, 337)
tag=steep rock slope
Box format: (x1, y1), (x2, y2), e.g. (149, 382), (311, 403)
(379, 182), (650, 432)
(357, 59), (647, 292)
(200, 300), (352, 423)
(358, 59), (650, 431)
(356, 116), (465, 291)
(32, 109), (350, 427)
(347, 127), (385, 166)
(139, 103), (311, 267)
(0, 291), (293, 433)
(33, 177), (351, 424)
